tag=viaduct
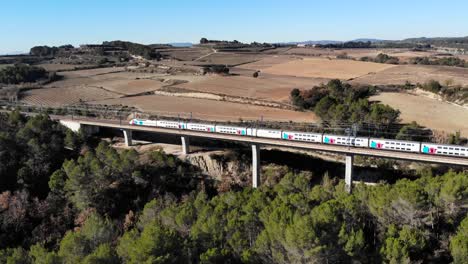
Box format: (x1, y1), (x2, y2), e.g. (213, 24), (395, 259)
(59, 119), (468, 193)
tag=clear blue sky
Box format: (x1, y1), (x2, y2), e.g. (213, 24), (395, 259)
(1, 0), (467, 54)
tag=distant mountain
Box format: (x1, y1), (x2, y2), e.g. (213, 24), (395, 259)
(351, 38), (388, 43)
(0, 51), (27, 56)
(168, 42), (193, 47)
(279, 39), (387, 45)
(279, 40), (342, 45)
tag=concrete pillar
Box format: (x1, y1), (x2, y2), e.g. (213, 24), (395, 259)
(252, 144), (261, 188)
(181, 136), (190, 154)
(345, 154), (353, 193)
(123, 129), (133, 147)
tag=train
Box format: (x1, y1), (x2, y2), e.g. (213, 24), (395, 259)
(129, 119), (468, 158)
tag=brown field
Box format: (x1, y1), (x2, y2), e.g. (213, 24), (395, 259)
(21, 86), (120, 106)
(240, 55), (298, 70)
(174, 74), (327, 102)
(91, 94), (317, 122)
(352, 65), (468, 86)
(285, 48), (384, 58)
(159, 47), (213, 61)
(46, 68), (189, 95)
(194, 52), (265, 66)
(257, 57), (395, 79)
(36, 63), (94, 72)
(371, 92), (468, 135)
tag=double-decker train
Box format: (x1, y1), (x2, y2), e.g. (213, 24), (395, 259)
(129, 119), (468, 158)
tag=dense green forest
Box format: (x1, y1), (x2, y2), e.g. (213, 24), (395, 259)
(0, 64), (51, 84)
(0, 112), (466, 263)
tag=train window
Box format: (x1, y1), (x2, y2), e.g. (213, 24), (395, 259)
(455, 148), (459, 150)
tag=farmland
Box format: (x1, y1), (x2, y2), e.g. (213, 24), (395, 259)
(91, 94), (317, 122)
(371, 92), (468, 134)
(1, 44), (466, 136)
(352, 64), (468, 86)
(253, 57), (396, 79)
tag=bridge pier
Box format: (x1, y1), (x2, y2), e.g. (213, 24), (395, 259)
(252, 144), (261, 188)
(345, 154), (354, 193)
(181, 136), (190, 154)
(123, 129), (133, 147)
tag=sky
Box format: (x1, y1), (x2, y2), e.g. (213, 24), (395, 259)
(1, 0), (467, 54)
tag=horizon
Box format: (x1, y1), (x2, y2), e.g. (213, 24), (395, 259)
(1, 0), (468, 54)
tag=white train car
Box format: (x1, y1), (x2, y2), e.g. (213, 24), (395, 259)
(186, 123), (215, 133)
(369, 138), (420, 153)
(421, 143), (468, 157)
(282, 131), (322, 143)
(256, 129), (282, 139)
(322, 134), (369, 147)
(157, 120), (186, 129)
(129, 119), (157, 126)
(246, 128), (257, 137)
(215, 125), (248, 135)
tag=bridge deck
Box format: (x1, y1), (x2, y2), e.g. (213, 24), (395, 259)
(72, 119), (468, 166)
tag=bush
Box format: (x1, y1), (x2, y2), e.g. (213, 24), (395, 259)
(421, 80), (442, 93)
(0, 64), (48, 84)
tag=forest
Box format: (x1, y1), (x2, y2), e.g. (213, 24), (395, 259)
(0, 111), (466, 263)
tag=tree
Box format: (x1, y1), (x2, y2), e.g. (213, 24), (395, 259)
(0, 64), (48, 84)
(117, 220), (185, 263)
(396, 121), (431, 142)
(63, 142), (139, 214)
(450, 216), (468, 264)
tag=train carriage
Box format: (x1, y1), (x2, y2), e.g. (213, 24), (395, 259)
(421, 143), (468, 157)
(369, 138), (420, 153)
(256, 129), (282, 139)
(186, 123), (215, 132)
(129, 119), (157, 126)
(215, 125), (248, 135)
(282, 131), (323, 143)
(322, 134), (369, 147)
(157, 120), (186, 129)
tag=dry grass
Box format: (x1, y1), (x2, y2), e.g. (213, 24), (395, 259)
(258, 57), (395, 79)
(91, 94), (317, 122)
(36, 63), (94, 72)
(352, 65), (468, 86)
(241, 55), (298, 70)
(195, 52), (265, 66)
(21, 86), (120, 107)
(174, 74), (327, 102)
(371, 92), (468, 135)
(160, 47), (213, 61)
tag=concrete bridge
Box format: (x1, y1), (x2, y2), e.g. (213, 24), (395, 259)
(59, 119), (468, 193)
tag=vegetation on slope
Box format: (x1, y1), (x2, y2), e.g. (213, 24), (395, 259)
(0, 111), (466, 263)
(0, 64), (56, 84)
(290, 80), (413, 137)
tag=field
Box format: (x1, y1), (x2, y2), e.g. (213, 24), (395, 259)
(174, 74), (327, 102)
(352, 65), (468, 86)
(36, 63), (94, 72)
(192, 52), (265, 66)
(371, 92), (468, 135)
(159, 47), (213, 61)
(91, 95), (317, 122)
(21, 86), (120, 106)
(11, 47), (468, 133)
(251, 57), (395, 79)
